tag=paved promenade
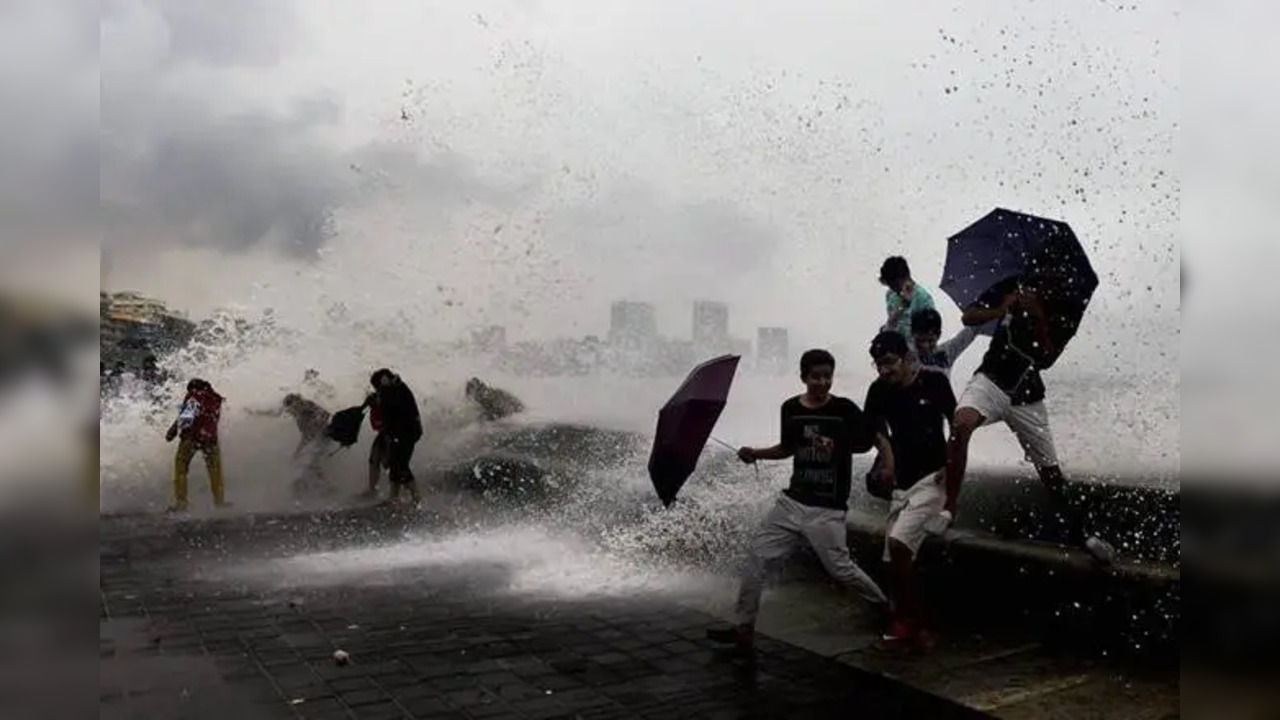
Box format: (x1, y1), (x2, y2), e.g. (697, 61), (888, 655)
(100, 509), (992, 719)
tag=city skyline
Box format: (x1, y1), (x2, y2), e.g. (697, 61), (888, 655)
(99, 288), (802, 375)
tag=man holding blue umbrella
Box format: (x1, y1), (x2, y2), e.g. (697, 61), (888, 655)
(939, 209), (1115, 565)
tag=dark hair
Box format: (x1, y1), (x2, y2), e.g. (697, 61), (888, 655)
(370, 368), (394, 387)
(869, 331), (910, 360)
(186, 378), (211, 392)
(879, 256), (910, 286)
(799, 349), (836, 377)
(910, 308), (942, 336)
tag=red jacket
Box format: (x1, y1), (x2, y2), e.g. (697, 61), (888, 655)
(178, 388), (223, 444)
(368, 394), (384, 432)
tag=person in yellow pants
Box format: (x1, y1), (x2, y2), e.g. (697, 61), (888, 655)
(169, 434), (224, 510)
(164, 378), (226, 512)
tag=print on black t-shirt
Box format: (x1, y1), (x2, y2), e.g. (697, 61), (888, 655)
(972, 278), (1047, 406)
(779, 396), (874, 510)
(864, 371), (957, 491)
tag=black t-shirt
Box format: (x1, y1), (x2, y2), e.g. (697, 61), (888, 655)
(972, 279), (1047, 405)
(864, 370), (957, 490)
(779, 395), (876, 510)
(378, 380), (423, 440)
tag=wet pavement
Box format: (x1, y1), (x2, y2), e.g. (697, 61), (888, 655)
(100, 509), (993, 720)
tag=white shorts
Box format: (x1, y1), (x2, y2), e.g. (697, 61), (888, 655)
(958, 372), (1059, 468)
(883, 472), (947, 561)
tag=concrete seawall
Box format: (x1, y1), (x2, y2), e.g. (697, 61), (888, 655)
(836, 471), (1277, 669)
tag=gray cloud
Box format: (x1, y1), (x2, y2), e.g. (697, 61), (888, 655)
(92, 0), (761, 283)
(96, 0), (532, 266)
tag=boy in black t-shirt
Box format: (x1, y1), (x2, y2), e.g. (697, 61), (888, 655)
(707, 349), (893, 654)
(864, 331), (956, 652)
(945, 277), (1115, 565)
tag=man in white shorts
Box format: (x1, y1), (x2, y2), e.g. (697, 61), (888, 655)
(864, 331), (957, 652)
(944, 277), (1115, 565)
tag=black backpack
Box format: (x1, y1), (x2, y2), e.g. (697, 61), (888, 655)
(326, 405), (366, 448)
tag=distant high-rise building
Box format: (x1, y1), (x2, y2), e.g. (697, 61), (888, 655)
(609, 301), (657, 349)
(692, 300), (729, 346)
(757, 327), (789, 374)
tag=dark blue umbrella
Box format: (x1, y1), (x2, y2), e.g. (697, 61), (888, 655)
(941, 208), (1099, 366)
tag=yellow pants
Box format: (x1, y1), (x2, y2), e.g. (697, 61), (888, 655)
(173, 438), (224, 510)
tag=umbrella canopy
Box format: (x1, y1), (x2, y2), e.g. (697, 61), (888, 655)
(647, 354), (741, 507)
(941, 208), (1099, 367)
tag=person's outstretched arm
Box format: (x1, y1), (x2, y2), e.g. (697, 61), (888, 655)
(739, 402), (797, 462)
(938, 325), (981, 365)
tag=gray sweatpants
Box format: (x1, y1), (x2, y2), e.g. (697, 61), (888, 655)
(734, 493), (888, 626)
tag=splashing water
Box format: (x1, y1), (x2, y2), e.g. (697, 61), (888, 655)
(217, 523), (726, 601)
(99, 298), (1179, 599)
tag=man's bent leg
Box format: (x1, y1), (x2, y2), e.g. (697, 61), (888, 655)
(945, 408), (984, 513)
(881, 474), (946, 648)
(706, 495), (803, 651)
(1006, 402), (1077, 538)
(880, 539), (927, 649)
(732, 496), (806, 628)
(1007, 403), (1114, 564)
(948, 373), (1006, 514)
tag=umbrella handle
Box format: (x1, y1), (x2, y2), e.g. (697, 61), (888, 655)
(709, 436), (737, 452)
(711, 435), (760, 480)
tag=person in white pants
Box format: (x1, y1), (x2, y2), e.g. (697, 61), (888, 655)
(707, 349), (893, 654)
(864, 331), (958, 652)
(944, 278), (1115, 565)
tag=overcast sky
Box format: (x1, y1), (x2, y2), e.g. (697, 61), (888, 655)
(1, 0), (1187, 366)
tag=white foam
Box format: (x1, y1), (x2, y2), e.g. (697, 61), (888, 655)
(217, 523), (720, 601)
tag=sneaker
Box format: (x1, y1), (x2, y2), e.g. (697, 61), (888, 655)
(706, 625), (754, 652)
(1084, 536), (1115, 566)
(871, 619), (916, 654)
(923, 509), (953, 536)
(165, 503), (188, 514)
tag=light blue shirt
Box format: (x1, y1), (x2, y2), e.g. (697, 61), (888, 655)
(883, 283), (936, 341)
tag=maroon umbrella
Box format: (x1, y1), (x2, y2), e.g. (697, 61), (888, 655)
(648, 354), (741, 507)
